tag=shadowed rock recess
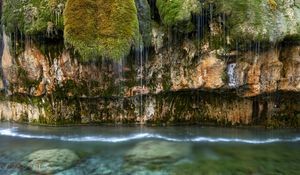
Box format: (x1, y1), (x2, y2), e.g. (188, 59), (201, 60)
(0, 0), (299, 127)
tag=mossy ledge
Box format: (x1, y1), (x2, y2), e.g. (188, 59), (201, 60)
(63, 0), (140, 61)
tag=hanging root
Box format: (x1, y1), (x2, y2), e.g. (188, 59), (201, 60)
(268, 0), (277, 10)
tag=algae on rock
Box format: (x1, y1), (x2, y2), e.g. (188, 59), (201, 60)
(64, 0), (140, 61)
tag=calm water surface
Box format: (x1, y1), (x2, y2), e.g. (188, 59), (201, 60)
(0, 122), (299, 175)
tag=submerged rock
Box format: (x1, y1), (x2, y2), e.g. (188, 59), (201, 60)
(125, 141), (190, 164)
(21, 149), (79, 174)
(123, 167), (170, 175)
(123, 140), (191, 175)
(56, 156), (122, 175)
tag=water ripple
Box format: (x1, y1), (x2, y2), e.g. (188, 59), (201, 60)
(0, 128), (299, 144)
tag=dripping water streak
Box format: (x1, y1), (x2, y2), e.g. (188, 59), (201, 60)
(140, 46), (143, 118)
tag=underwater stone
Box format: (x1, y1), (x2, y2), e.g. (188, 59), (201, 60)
(125, 140), (190, 164)
(56, 157), (122, 175)
(21, 149), (79, 174)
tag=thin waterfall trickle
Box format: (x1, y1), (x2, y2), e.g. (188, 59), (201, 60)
(118, 59), (124, 97)
(227, 63), (237, 88)
(133, 40), (149, 120)
(0, 0), (8, 92)
(136, 45), (144, 118)
(209, 3), (213, 46)
(0, 31), (7, 92)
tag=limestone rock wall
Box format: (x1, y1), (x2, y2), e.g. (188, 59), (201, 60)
(0, 0), (300, 127)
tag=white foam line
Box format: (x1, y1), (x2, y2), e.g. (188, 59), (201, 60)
(0, 127), (60, 140)
(63, 133), (152, 142)
(0, 128), (300, 144)
(190, 137), (281, 144)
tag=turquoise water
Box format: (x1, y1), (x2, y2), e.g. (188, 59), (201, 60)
(0, 123), (300, 175)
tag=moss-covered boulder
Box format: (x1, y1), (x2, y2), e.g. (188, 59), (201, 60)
(64, 0), (140, 61)
(156, 0), (201, 32)
(213, 0), (300, 43)
(2, 0), (65, 36)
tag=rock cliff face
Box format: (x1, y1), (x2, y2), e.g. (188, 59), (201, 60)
(0, 0), (300, 127)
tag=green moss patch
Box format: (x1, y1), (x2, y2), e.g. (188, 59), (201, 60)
(213, 0), (300, 43)
(2, 0), (66, 36)
(64, 0), (140, 61)
(156, 0), (201, 31)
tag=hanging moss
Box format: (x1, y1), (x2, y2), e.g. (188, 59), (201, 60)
(64, 0), (140, 61)
(156, 0), (201, 32)
(2, 0), (65, 36)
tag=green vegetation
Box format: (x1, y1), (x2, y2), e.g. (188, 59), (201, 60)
(156, 0), (201, 26)
(3, 0), (300, 60)
(2, 0), (66, 36)
(214, 0), (272, 42)
(156, 0), (201, 32)
(2, 0), (146, 61)
(64, 0), (140, 61)
(266, 113), (300, 128)
(212, 0), (300, 43)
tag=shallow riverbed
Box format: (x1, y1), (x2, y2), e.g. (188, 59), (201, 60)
(0, 123), (299, 175)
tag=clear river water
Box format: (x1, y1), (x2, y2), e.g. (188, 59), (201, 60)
(0, 122), (299, 175)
